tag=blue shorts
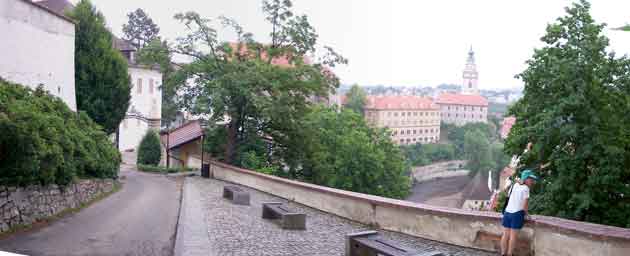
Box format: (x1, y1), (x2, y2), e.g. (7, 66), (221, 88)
(502, 210), (525, 229)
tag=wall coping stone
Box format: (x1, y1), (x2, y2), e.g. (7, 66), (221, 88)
(210, 160), (630, 241)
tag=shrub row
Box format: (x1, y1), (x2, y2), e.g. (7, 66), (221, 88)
(137, 164), (195, 174)
(0, 79), (120, 186)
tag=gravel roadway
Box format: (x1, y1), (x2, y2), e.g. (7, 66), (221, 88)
(0, 164), (182, 256)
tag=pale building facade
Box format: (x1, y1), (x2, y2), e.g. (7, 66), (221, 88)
(364, 96), (441, 145)
(462, 47), (479, 95)
(115, 39), (163, 151)
(436, 93), (488, 126)
(0, 0), (76, 110)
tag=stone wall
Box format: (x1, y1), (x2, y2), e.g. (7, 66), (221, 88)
(209, 161), (630, 256)
(0, 179), (115, 233)
(411, 160), (468, 183)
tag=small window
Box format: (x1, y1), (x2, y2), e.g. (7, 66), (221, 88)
(413, 130), (417, 134)
(402, 112), (405, 117)
(414, 112), (418, 116)
(149, 79), (154, 94)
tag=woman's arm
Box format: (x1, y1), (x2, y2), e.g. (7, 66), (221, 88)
(523, 198), (529, 215)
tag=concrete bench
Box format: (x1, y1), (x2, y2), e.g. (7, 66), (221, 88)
(262, 202), (306, 230)
(222, 185), (250, 205)
(345, 231), (444, 256)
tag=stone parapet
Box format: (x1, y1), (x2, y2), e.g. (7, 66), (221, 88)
(208, 160), (630, 256)
(0, 179), (115, 233)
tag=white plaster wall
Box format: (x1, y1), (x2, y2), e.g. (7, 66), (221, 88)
(128, 67), (162, 120)
(118, 117), (149, 151)
(0, 0), (76, 111)
(117, 67), (162, 151)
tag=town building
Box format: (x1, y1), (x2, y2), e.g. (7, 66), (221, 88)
(364, 96), (441, 145)
(500, 116), (516, 139)
(462, 47), (479, 95)
(0, 0), (76, 110)
(113, 38), (163, 151)
(160, 120), (205, 169)
(436, 93), (488, 125)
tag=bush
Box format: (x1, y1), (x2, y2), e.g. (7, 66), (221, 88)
(137, 164), (194, 173)
(0, 79), (120, 186)
(137, 130), (161, 166)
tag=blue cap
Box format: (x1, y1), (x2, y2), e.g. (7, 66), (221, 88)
(521, 169), (539, 181)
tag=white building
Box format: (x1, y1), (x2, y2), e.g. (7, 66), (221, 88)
(114, 38), (163, 151)
(0, 0), (76, 111)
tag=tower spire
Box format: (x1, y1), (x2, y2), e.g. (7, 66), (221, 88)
(462, 46), (479, 95)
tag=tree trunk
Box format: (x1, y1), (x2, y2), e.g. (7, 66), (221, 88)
(225, 119), (239, 164)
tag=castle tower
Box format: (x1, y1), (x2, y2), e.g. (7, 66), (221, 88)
(462, 46), (479, 95)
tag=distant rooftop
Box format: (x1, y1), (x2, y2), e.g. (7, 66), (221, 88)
(436, 93), (489, 107)
(365, 95), (439, 110)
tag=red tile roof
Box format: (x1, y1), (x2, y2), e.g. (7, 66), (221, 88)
(500, 116), (516, 139)
(436, 93), (488, 107)
(364, 96), (439, 110)
(161, 120), (204, 149)
(226, 43), (312, 67)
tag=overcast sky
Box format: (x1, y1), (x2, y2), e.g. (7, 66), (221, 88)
(77, 0), (630, 89)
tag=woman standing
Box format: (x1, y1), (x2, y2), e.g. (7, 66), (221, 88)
(500, 170), (538, 256)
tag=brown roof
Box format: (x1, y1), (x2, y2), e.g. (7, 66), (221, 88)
(161, 120), (204, 149)
(26, 0), (75, 24)
(113, 36), (136, 52)
(364, 95), (439, 110)
(436, 93), (489, 107)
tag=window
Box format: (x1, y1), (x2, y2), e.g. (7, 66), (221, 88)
(400, 139), (404, 144)
(407, 130), (411, 135)
(413, 138), (416, 141)
(455, 114), (458, 117)
(413, 130), (417, 134)
(394, 112), (398, 117)
(149, 79), (154, 94)
(407, 112), (411, 116)
(414, 112), (418, 116)
(137, 78), (143, 94)
(420, 129), (423, 134)
(388, 112), (392, 117)
(402, 112), (405, 116)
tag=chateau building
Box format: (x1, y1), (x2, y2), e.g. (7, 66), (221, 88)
(436, 93), (488, 125)
(0, 0), (76, 110)
(364, 96), (440, 145)
(462, 47), (479, 95)
(435, 47), (488, 125)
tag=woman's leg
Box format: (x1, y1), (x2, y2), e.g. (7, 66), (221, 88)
(508, 229), (519, 255)
(500, 227), (510, 255)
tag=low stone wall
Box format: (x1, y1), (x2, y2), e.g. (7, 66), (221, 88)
(209, 161), (630, 256)
(0, 179), (115, 232)
(411, 160), (468, 183)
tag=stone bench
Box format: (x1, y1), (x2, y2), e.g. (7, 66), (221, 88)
(345, 231), (444, 256)
(262, 202), (306, 230)
(222, 185), (250, 205)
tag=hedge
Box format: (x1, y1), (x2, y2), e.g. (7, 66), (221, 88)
(137, 164), (195, 174)
(0, 79), (121, 186)
(137, 130), (161, 166)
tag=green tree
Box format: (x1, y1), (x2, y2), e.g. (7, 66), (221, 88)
(344, 84), (367, 115)
(137, 130), (162, 166)
(170, 0), (346, 164)
(0, 80), (120, 186)
(506, 0), (630, 227)
(464, 129), (493, 178)
(490, 142), (510, 189)
(296, 106), (411, 198)
(69, 0), (131, 134)
(122, 8), (160, 49)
